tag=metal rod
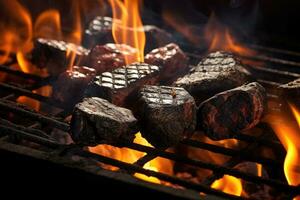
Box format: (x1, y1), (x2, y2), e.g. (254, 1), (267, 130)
(0, 100), (69, 131)
(75, 149), (245, 200)
(119, 141), (299, 194)
(0, 83), (67, 109)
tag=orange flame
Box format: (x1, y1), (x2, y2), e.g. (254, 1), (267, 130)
(34, 9), (62, 40)
(268, 104), (300, 200)
(89, 133), (173, 184)
(211, 175), (243, 196)
(65, 0), (82, 71)
(109, 0), (145, 64)
(204, 14), (254, 56)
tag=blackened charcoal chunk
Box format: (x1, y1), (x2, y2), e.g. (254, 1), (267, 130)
(70, 97), (138, 146)
(145, 43), (189, 84)
(175, 51), (250, 103)
(52, 66), (96, 105)
(137, 85), (196, 148)
(198, 82), (266, 140)
(278, 78), (300, 102)
(83, 16), (174, 52)
(85, 63), (160, 107)
(88, 43), (137, 74)
(234, 162), (272, 199)
(31, 38), (89, 76)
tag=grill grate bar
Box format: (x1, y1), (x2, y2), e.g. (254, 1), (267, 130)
(0, 99), (69, 131)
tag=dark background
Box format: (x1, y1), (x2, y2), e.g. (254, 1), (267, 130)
(6, 0), (300, 50)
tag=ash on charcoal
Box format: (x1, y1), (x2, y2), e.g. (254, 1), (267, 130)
(85, 63), (160, 107)
(136, 85), (196, 148)
(145, 43), (189, 84)
(70, 97), (138, 146)
(175, 51), (251, 103)
(83, 16), (174, 52)
(198, 82), (267, 140)
(87, 43), (137, 74)
(52, 66), (96, 105)
(31, 38), (89, 76)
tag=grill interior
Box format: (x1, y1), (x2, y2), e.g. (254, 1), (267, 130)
(1, 40), (300, 199)
(1, 0), (300, 199)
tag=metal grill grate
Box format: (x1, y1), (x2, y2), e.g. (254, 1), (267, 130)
(0, 43), (300, 199)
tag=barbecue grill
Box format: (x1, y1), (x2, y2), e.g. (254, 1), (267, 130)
(1, 0), (300, 199)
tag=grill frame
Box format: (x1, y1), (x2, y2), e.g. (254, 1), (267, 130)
(1, 43), (300, 199)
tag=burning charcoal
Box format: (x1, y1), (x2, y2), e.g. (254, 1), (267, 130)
(88, 43), (137, 74)
(52, 66), (96, 105)
(234, 162), (272, 199)
(145, 43), (189, 84)
(198, 82), (267, 140)
(136, 85), (196, 148)
(278, 78), (300, 102)
(31, 38), (89, 76)
(70, 97), (138, 146)
(83, 16), (174, 52)
(85, 63), (160, 107)
(175, 51), (251, 103)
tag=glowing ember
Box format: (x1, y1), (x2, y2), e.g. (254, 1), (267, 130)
(211, 175), (243, 196)
(109, 0), (145, 64)
(268, 104), (300, 200)
(89, 133), (173, 184)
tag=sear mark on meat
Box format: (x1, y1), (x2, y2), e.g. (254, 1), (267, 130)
(175, 51), (251, 103)
(136, 85), (196, 148)
(84, 62), (160, 107)
(70, 97), (138, 146)
(31, 38), (89, 76)
(145, 43), (189, 84)
(198, 82), (266, 140)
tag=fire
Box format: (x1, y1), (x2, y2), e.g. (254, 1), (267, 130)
(109, 0), (145, 64)
(89, 132), (173, 184)
(211, 175), (243, 196)
(66, 0), (83, 71)
(268, 104), (300, 200)
(34, 9), (62, 40)
(204, 14), (254, 55)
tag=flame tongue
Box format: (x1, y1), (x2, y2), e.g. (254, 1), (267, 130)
(268, 104), (300, 199)
(109, 0), (145, 64)
(211, 175), (243, 196)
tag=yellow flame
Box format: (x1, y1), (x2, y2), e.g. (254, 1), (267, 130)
(211, 175), (243, 196)
(268, 104), (300, 200)
(89, 133), (173, 184)
(109, 0), (145, 64)
(257, 163), (262, 177)
(34, 9), (62, 40)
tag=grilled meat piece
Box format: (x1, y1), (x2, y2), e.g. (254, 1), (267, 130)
(52, 66), (96, 105)
(198, 82), (266, 140)
(83, 16), (174, 52)
(31, 38), (89, 76)
(175, 51), (251, 103)
(70, 97), (138, 146)
(145, 43), (189, 84)
(87, 43), (137, 74)
(136, 85), (196, 148)
(85, 63), (160, 107)
(278, 78), (300, 102)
